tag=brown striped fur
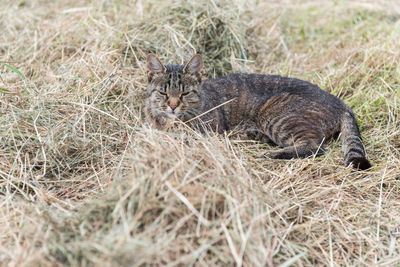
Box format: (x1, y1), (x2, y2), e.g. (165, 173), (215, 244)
(145, 54), (371, 170)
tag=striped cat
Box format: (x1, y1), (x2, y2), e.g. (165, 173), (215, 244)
(145, 54), (371, 170)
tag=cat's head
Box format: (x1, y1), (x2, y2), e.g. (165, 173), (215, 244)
(146, 54), (203, 121)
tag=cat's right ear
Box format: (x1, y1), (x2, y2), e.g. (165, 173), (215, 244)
(183, 54), (203, 78)
(147, 54), (166, 81)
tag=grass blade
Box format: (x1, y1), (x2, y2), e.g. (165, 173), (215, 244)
(1, 63), (26, 79)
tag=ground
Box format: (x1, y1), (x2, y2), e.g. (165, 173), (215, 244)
(0, 0), (399, 266)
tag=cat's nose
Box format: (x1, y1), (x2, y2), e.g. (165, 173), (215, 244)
(168, 98), (180, 111)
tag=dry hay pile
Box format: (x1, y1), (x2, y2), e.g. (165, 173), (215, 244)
(0, 0), (399, 266)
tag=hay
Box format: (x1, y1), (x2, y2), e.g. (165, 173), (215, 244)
(0, 0), (399, 265)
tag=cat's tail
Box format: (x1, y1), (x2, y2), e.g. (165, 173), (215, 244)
(340, 110), (371, 170)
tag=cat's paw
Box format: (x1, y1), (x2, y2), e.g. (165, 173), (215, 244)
(264, 149), (288, 159)
(155, 114), (177, 130)
(266, 151), (279, 159)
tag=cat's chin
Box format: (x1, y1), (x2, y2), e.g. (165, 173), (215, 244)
(165, 110), (178, 117)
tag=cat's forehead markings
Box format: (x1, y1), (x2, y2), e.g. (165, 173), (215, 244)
(163, 64), (184, 91)
(167, 72), (181, 81)
(165, 64), (184, 74)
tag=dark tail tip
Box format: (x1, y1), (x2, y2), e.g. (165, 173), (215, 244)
(349, 157), (372, 170)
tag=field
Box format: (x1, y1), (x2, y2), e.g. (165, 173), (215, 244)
(1, 0), (400, 266)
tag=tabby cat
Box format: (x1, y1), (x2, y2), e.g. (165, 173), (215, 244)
(145, 54), (371, 170)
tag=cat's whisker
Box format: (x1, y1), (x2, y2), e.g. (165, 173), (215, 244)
(185, 98), (237, 123)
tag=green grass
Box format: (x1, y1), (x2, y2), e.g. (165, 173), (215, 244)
(0, 0), (399, 266)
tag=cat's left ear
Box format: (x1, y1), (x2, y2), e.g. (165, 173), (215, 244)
(183, 54), (203, 78)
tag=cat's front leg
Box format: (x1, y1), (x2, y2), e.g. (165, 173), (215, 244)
(152, 112), (177, 130)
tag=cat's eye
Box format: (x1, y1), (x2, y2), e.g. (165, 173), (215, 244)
(180, 91), (190, 100)
(158, 91), (167, 96)
(181, 91), (190, 96)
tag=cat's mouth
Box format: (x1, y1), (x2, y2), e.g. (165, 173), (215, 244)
(166, 106), (182, 115)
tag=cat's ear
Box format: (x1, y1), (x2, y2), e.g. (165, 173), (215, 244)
(147, 54), (166, 79)
(183, 54), (203, 77)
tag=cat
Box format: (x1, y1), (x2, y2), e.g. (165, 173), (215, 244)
(145, 54), (371, 170)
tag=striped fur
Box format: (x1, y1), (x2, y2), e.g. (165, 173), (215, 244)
(341, 111), (371, 170)
(145, 54), (371, 170)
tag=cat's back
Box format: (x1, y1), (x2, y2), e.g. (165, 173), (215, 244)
(203, 73), (322, 96)
(202, 73), (344, 109)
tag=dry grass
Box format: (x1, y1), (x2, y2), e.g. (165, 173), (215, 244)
(1, 0), (400, 266)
